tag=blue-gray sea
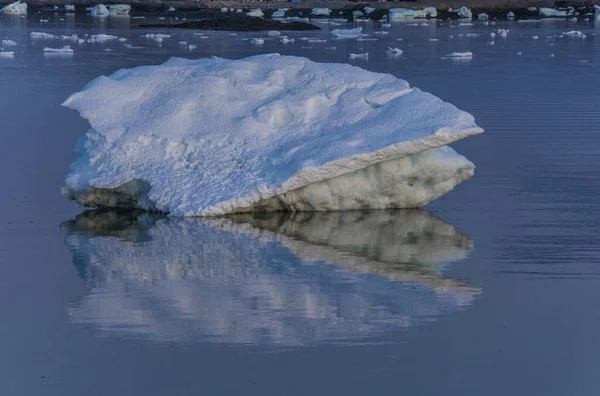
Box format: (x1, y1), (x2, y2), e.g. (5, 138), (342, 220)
(1, 12), (599, 395)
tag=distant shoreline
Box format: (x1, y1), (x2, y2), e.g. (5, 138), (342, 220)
(4, 0), (598, 23)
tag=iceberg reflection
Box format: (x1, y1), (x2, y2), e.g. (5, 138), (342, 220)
(61, 210), (480, 346)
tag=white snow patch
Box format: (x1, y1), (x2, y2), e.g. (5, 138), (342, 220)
(62, 54), (483, 216)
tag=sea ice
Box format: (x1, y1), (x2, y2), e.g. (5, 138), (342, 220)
(62, 55), (483, 216)
(0, 0), (27, 14)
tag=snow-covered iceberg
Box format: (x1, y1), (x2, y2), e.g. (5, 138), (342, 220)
(62, 54), (483, 217)
(61, 209), (479, 345)
(389, 7), (437, 20)
(0, 0), (27, 14)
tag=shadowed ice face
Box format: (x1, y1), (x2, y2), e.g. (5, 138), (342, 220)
(61, 210), (480, 346)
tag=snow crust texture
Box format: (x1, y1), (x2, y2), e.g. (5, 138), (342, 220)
(63, 54), (483, 216)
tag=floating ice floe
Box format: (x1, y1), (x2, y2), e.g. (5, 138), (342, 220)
(563, 30), (586, 38)
(44, 45), (73, 53)
(428, 38), (439, 41)
(30, 32), (56, 39)
(477, 13), (488, 20)
(188, 44), (196, 51)
(533, 35), (539, 39)
(271, 8), (286, 18)
(311, 8), (331, 16)
(364, 6), (375, 14)
(539, 7), (568, 17)
(109, 4), (130, 16)
(331, 27), (366, 39)
(0, 0), (27, 14)
(0, 51), (14, 56)
(465, 33), (479, 37)
(247, 9), (263, 18)
(445, 51), (473, 58)
(2, 39), (17, 46)
(387, 47), (403, 54)
(90, 4), (110, 16)
(167, 6), (175, 12)
(89, 34), (119, 42)
(62, 55), (483, 216)
(353, 10), (363, 18)
(251, 38), (264, 45)
(507, 11), (515, 19)
(281, 37), (294, 44)
(65, 4), (74, 11)
(389, 7), (437, 20)
(456, 6), (472, 19)
(267, 30), (281, 36)
(220, 7), (227, 12)
(382, 23), (391, 28)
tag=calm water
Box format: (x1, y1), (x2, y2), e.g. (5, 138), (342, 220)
(1, 13), (599, 395)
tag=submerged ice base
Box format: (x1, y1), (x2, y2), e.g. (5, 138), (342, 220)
(63, 54), (483, 216)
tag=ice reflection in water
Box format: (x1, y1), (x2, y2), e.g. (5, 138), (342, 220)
(61, 210), (480, 346)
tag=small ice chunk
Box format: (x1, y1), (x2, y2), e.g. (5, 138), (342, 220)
(90, 4), (110, 16)
(251, 38), (264, 45)
(281, 37), (294, 44)
(331, 27), (366, 39)
(30, 32), (56, 39)
(247, 9), (263, 18)
(456, 6), (472, 19)
(167, 6), (175, 12)
(382, 23), (391, 28)
(65, 4), (75, 11)
(271, 8), (286, 18)
(220, 7), (228, 12)
(353, 10), (363, 18)
(387, 47), (403, 54)
(445, 51), (472, 57)
(0, 51), (14, 56)
(498, 29), (509, 38)
(109, 4), (130, 16)
(2, 39), (17, 46)
(145, 33), (170, 43)
(188, 44), (196, 51)
(428, 38), (440, 41)
(489, 32), (496, 38)
(311, 8), (331, 16)
(563, 30), (586, 38)
(477, 13), (489, 20)
(0, 0), (27, 14)
(43, 45), (73, 53)
(349, 52), (368, 59)
(364, 7), (375, 14)
(507, 11), (515, 19)
(539, 7), (568, 17)
(533, 35), (539, 39)
(267, 30), (281, 36)
(517, 51), (522, 56)
(389, 7), (436, 20)
(466, 33), (479, 37)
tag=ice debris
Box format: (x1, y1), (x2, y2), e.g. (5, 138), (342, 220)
(456, 6), (472, 19)
(539, 7), (568, 17)
(247, 9), (263, 18)
(90, 4), (109, 16)
(311, 8), (331, 16)
(44, 45), (73, 53)
(331, 27), (366, 39)
(62, 54), (483, 216)
(109, 4), (130, 16)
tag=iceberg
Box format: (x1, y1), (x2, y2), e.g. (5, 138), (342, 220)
(65, 4), (75, 11)
(61, 209), (479, 345)
(62, 55), (483, 217)
(0, 0), (26, 14)
(311, 8), (331, 16)
(456, 6), (472, 19)
(595, 5), (600, 20)
(167, 6), (175, 12)
(90, 4), (109, 16)
(389, 7), (436, 20)
(477, 13), (489, 20)
(271, 8), (286, 18)
(507, 11), (515, 19)
(539, 7), (568, 17)
(108, 4), (130, 16)
(246, 8), (263, 18)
